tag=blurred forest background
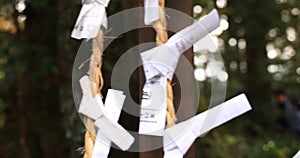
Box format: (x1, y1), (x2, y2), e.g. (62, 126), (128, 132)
(0, 0), (300, 157)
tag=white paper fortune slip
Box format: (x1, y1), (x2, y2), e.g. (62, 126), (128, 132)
(141, 45), (180, 81)
(165, 8), (220, 54)
(293, 150), (300, 158)
(139, 74), (168, 136)
(144, 0), (159, 25)
(138, 9), (220, 136)
(163, 93), (252, 158)
(140, 45), (178, 81)
(79, 76), (104, 120)
(141, 9), (220, 81)
(91, 89), (125, 158)
(71, 0), (109, 39)
(78, 76), (134, 151)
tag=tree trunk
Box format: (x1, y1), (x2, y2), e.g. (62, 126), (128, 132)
(16, 67), (30, 158)
(57, 1), (83, 158)
(139, 1), (195, 158)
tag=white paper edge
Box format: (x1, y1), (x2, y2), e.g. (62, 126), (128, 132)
(164, 93), (252, 155)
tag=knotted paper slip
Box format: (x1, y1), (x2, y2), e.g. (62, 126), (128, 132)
(139, 9), (220, 136)
(163, 94), (252, 158)
(91, 89), (125, 158)
(78, 76), (134, 152)
(71, 0), (109, 39)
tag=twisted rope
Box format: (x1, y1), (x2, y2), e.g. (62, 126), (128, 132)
(83, 28), (104, 158)
(152, 0), (177, 128)
(88, 28), (104, 99)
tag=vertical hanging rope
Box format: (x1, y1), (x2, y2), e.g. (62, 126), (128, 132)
(89, 28), (105, 99)
(152, 0), (177, 128)
(83, 28), (105, 158)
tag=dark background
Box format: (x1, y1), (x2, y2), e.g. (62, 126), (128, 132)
(0, 0), (300, 157)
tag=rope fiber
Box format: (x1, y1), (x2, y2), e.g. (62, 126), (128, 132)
(152, 0), (177, 128)
(83, 28), (104, 158)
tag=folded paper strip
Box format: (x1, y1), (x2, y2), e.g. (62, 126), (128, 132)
(141, 9), (220, 81)
(138, 74), (168, 136)
(139, 9), (220, 136)
(79, 76), (134, 152)
(163, 93), (252, 158)
(144, 0), (159, 25)
(91, 89), (125, 158)
(71, 0), (109, 39)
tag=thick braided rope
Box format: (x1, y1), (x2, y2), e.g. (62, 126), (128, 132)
(152, 0), (177, 128)
(88, 28), (104, 99)
(83, 28), (104, 158)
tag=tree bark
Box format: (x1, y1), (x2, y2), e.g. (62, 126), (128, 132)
(57, 1), (83, 158)
(16, 67), (30, 158)
(139, 1), (195, 158)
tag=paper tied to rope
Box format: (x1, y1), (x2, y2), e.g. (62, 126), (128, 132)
(165, 9), (220, 53)
(138, 9), (221, 136)
(141, 45), (180, 81)
(163, 94), (252, 158)
(78, 76), (134, 151)
(82, 0), (110, 6)
(139, 74), (168, 136)
(144, 0), (159, 25)
(91, 89), (125, 158)
(71, 0), (110, 39)
(139, 43), (178, 137)
(142, 9), (220, 81)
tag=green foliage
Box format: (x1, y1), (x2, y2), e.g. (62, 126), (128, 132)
(0, 0), (299, 157)
(197, 130), (299, 158)
(193, 0), (300, 157)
